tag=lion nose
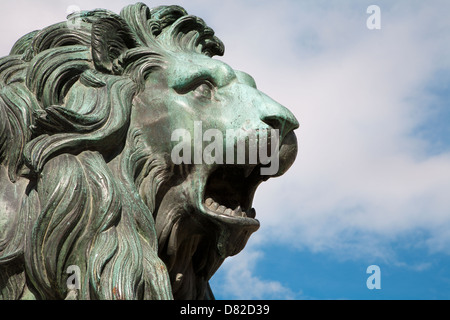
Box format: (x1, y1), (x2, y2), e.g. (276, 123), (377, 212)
(261, 103), (299, 140)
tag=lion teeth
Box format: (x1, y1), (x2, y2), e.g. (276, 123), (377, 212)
(216, 205), (226, 214)
(209, 201), (219, 211)
(205, 198), (214, 206)
(244, 167), (254, 178)
(233, 206), (243, 217)
(204, 199), (252, 218)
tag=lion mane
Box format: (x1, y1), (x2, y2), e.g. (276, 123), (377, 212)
(0, 3), (225, 300)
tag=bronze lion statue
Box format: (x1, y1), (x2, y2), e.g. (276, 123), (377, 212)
(0, 2), (298, 299)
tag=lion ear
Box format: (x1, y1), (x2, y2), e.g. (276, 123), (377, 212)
(91, 16), (137, 74)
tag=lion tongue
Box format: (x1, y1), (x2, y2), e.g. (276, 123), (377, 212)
(204, 198), (249, 218)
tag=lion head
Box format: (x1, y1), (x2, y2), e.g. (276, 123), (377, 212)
(0, 3), (298, 300)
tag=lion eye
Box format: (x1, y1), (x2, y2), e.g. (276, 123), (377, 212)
(193, 82), (215, 100)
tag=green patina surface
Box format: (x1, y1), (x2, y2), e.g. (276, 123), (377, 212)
(0, 2), (298, 300)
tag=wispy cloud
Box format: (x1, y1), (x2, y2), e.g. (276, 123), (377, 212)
(212, 246), (301, 300)
(222, 0), (450, 262)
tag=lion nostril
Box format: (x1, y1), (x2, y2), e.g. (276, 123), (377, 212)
(262, 116), (281, 130)
(262, 114), (299, 139)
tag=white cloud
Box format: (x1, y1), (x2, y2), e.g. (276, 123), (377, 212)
(212, 246), (300, 300)
(244, 1), (450, 261)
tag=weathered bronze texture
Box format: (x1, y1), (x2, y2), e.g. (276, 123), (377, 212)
(0, 3), (298, 299)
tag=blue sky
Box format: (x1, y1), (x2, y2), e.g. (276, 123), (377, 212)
(1, 0), (450, 300)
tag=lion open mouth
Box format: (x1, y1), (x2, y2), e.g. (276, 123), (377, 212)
(201, 130), (298, 224)
(201, 129), (298, 228)
(202, 163), (272, 227)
